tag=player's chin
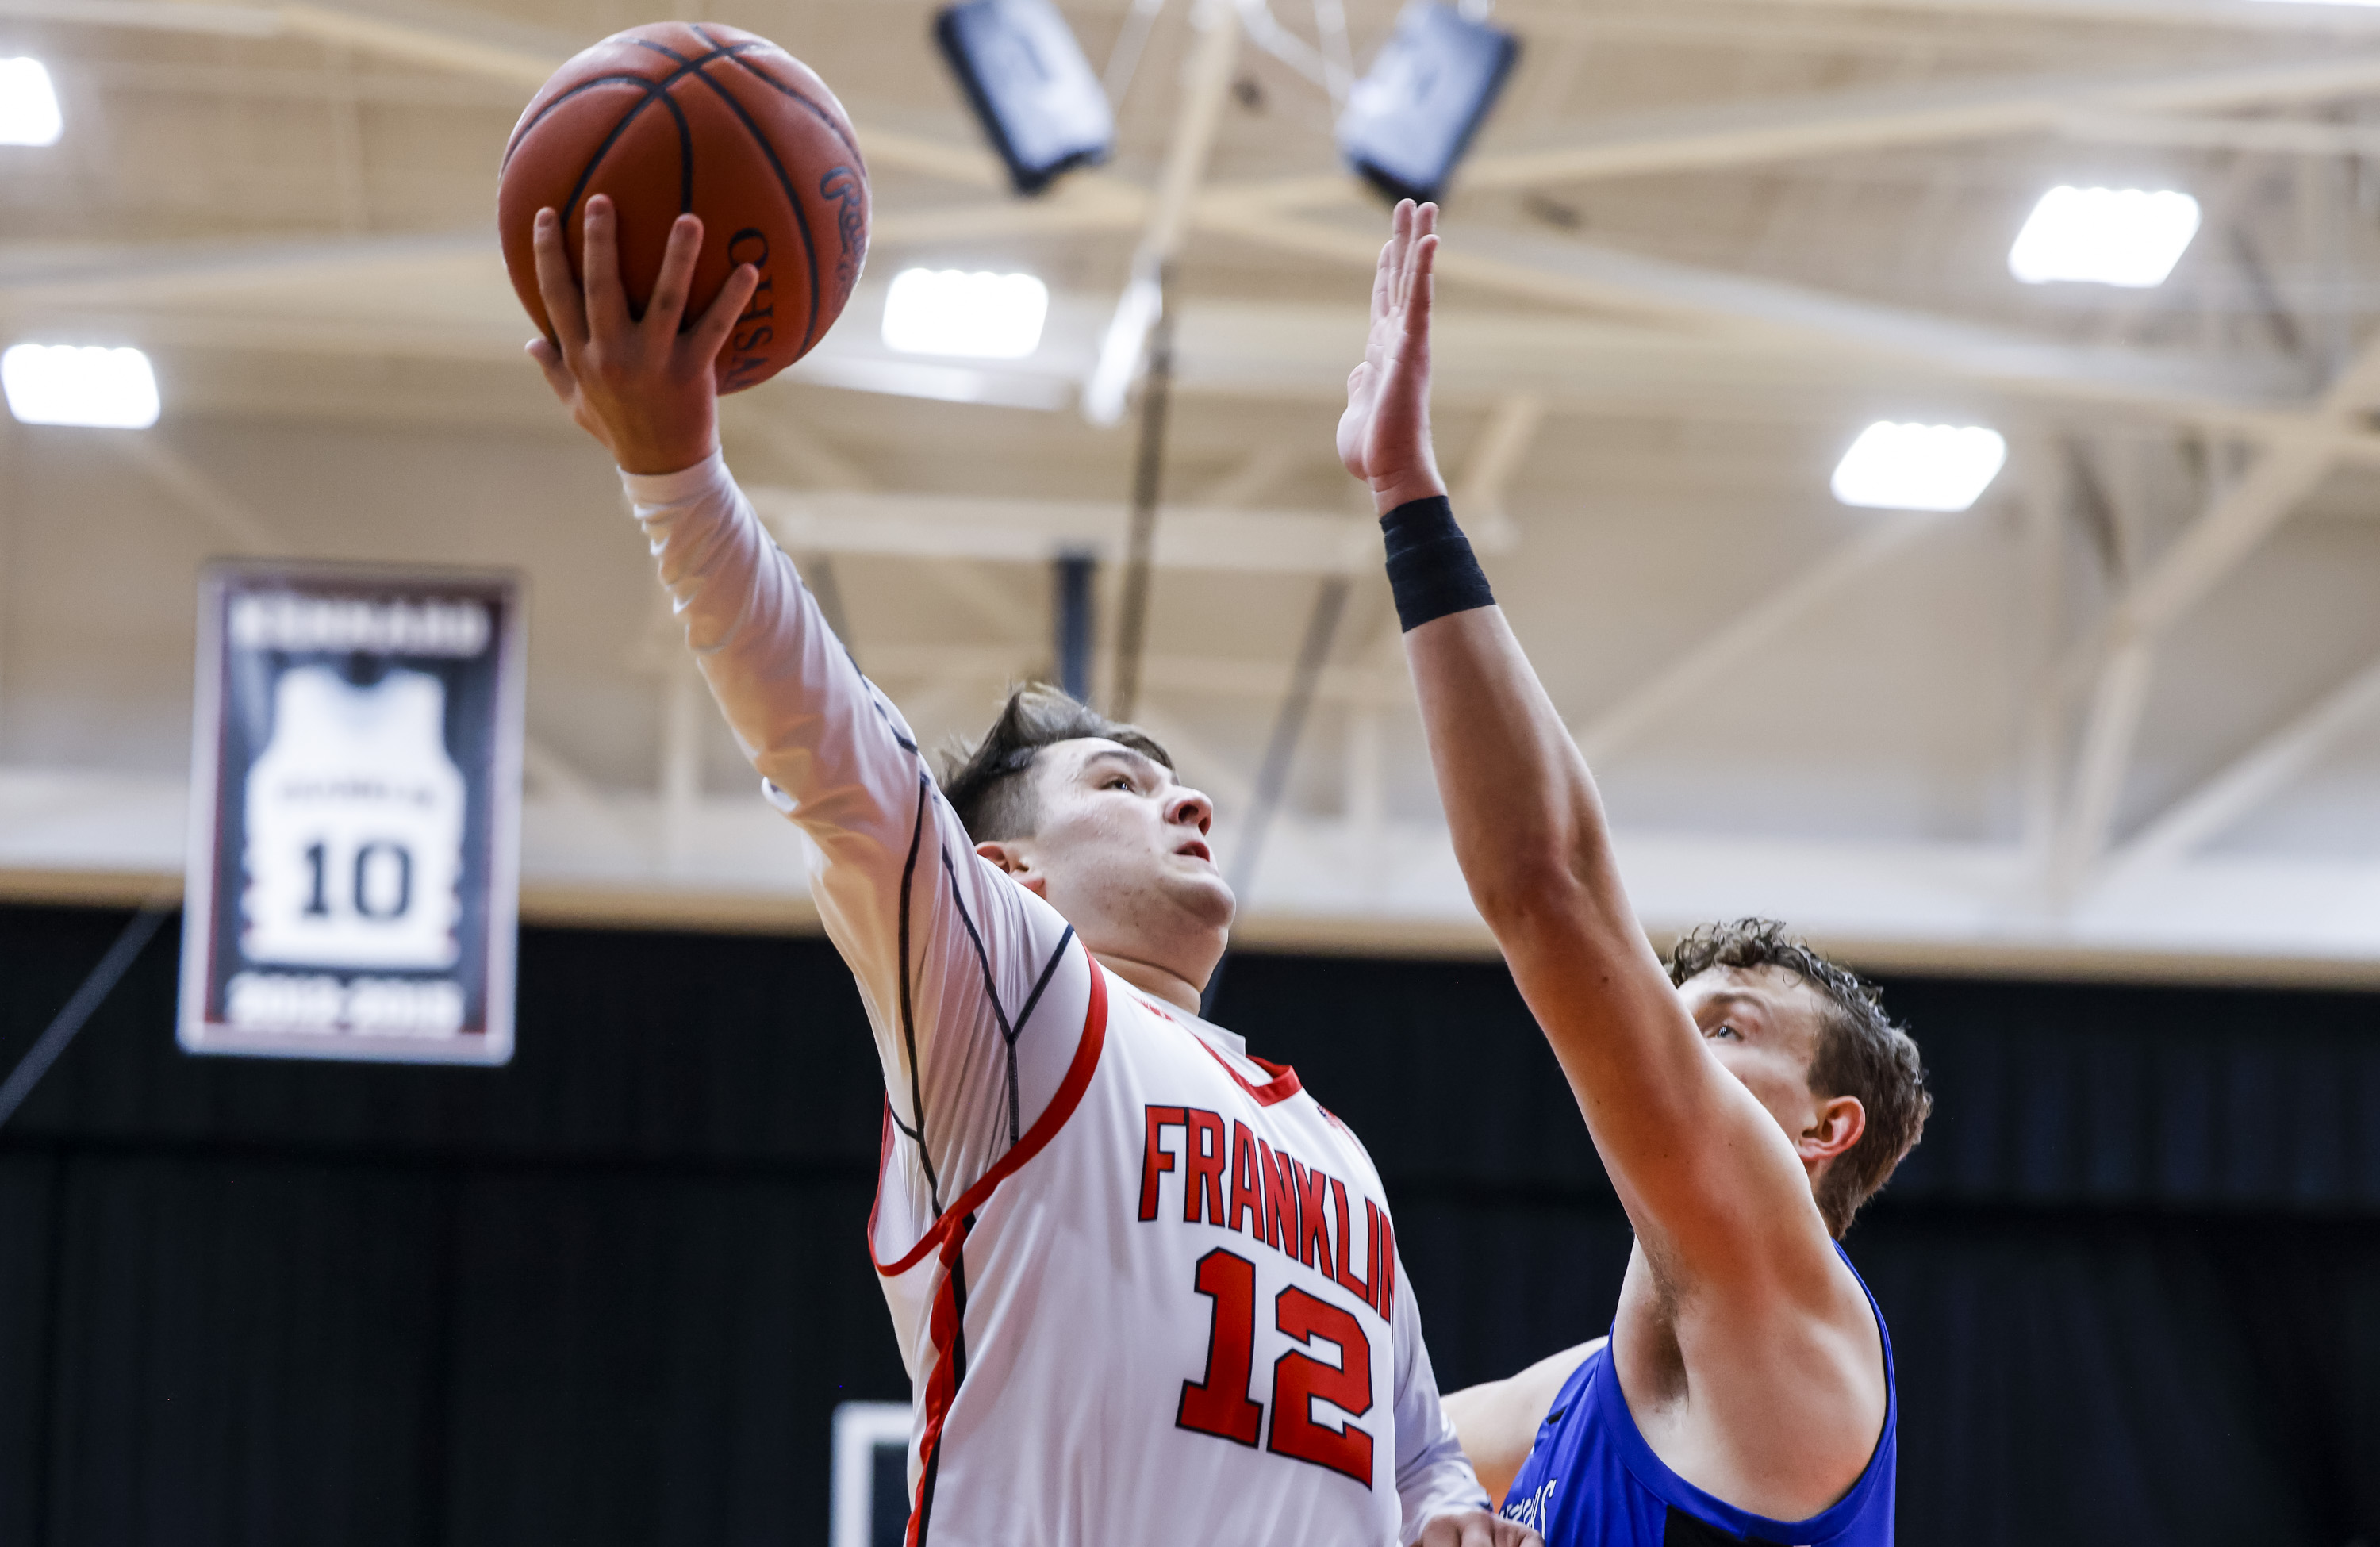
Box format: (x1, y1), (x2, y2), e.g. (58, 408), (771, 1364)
(1165, 866), (1236, 928)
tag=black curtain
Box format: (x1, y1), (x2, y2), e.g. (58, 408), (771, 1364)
(1, 905), (2374, 1546)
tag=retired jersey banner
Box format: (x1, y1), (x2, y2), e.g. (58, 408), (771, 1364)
(178, 563), (524, 1064)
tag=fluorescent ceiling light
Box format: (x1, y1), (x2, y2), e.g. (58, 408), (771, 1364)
(1831, 422), (2006, 512)
(0, 58), (61, 147)
(2009, 186), (2201, 287)
(881, 268), (1050, 359)
(2, 344), (162, 428)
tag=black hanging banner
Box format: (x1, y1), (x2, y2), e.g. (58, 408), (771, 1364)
(177, 562), (525, 1064)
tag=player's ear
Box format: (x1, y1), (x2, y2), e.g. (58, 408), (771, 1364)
(1799, 1094), (1865, 1165)
(976, 839), (1048, 897)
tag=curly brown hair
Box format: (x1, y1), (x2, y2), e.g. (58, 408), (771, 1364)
(939, 683), (1174, 843)
(1668, 919), (1930, 1238)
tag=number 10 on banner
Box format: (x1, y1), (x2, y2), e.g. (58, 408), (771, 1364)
(180, 565), (524, 1065)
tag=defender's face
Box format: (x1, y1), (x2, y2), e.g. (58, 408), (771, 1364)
(1679, 965), (1831, 1141)
(1016, 738), (1235, 946)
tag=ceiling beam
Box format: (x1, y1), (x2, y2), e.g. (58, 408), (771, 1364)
(2059, 107), (2380, 159)
(17, 219), (2380, 459)
(1722, 0), (2380, 33)
(747, 487), (1379, 574)
(2048, 329), (2380, 884)
(2113, 645), (2380, 871)
(1570, 512), (1949, 764)
(858, 640), (1401, 708)
(0, 1), (279, 36)
(0, 0), (1029, 190)
(1454, 393), (1545, 547)
(1215, 48), (2380, 213)
(0, 229), (492, 296)
(1194, 205), (2319, 417)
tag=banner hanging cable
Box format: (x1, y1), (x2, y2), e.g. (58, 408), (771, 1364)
(0, 900), (174, 1130)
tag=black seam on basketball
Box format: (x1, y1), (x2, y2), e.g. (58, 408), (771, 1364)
(703, 36), (866, 164)
(502, 33), (735, 167)
(661, 88), (693, 216)
(532, 47), (740, 245)
(612, 85), (699, 228)
(554, 79), (669, 233)
(501, 73), (662, 175)
(628, 36), (694, 64)
(509, 33), (840, 360)
(671, 60), (825, 354)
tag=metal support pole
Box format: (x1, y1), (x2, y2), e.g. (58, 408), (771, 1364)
(1110, 278), (1173, 721)
(1054, 550), (1097, 703)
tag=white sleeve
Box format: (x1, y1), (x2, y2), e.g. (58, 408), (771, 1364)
(621, 454), (1094, 1215)
(1390, 1253), (1495, 1544)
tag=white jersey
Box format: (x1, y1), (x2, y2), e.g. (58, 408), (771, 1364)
(625, 455), (1488, 1547)
(241, 665), (465, 970)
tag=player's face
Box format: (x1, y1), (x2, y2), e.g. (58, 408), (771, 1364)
(1015, 739), (1235, 958)
(1679, 965), (1837, 1149)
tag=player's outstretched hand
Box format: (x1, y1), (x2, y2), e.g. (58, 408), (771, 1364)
(1415, 1506), (1542, 1547)
(1338, 197), (1447, 515)
(526, 194), (760, 476)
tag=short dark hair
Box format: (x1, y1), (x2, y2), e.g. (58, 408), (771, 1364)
(1667, 919), (1930, 1238)
(939, 683), (1174, 843)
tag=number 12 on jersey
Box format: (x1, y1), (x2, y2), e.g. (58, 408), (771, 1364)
(1177, 1248), (1375, 1486)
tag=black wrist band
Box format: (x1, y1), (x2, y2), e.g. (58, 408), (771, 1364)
(1380, 496), (1495, 632)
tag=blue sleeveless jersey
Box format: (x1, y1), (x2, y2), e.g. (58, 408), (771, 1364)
(1499, 1251), (1897, 1547)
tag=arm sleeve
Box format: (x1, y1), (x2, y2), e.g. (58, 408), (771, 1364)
(1389, 1250), (1495, 1543)
(621, 454), (1093, 1215)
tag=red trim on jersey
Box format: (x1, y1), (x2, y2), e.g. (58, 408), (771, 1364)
(1188, 1030), (1303, 1107)
(865, 954), (1110, 1545)
(871, 952), (1111, 1277)
(1127, 985), (1304, 1107)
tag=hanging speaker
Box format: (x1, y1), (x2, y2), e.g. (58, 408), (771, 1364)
(935, 0), (1115, 195)
(1337, 4), (1521, 205)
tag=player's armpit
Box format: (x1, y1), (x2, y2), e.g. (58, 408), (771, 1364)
(1440, 1338), (1604, 1507)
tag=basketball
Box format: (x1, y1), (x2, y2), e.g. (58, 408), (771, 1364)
(497, 22), (870, 393)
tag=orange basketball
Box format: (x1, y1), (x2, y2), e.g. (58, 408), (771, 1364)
(497, 22), (870, 394)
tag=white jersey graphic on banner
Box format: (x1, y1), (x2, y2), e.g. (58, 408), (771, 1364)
(240, 665), (466, 971)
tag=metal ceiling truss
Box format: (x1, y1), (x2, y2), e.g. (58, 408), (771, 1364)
(7, 0), (2380, 972)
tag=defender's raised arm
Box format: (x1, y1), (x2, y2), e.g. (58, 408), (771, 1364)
(1345, 202), (1902, 1526)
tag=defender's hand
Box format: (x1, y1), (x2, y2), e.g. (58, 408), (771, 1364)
(1338, 198), (1447, 514)
(525, 194), (761, 476)
(1415, 1507), (1541, 1547)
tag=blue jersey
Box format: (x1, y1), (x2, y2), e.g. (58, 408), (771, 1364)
(1499, 1250), (1897, 1547)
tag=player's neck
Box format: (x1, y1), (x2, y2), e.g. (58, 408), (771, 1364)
(1092, 951), (1204, 1015)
